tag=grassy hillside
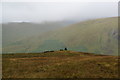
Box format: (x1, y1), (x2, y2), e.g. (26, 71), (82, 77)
(3, 21), (71, 46)
(3, 17), (118, 55)
(2, 51), (119, 78)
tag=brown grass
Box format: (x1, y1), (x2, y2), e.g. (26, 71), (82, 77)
(2, 51), (119, 78)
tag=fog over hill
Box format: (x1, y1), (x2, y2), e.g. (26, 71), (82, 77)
(3, 17), (118, 55)
(2, 2), (118, 55)
(2, 21), (74, 46)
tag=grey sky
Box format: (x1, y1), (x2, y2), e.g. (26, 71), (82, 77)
(1, 2), (118, 23)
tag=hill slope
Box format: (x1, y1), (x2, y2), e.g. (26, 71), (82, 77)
(3, 21), (71, 46)
(3, 17), (118, 55)
(3, 51), (119, 78)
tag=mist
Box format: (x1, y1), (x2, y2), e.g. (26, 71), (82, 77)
(1, 2), (118, 23)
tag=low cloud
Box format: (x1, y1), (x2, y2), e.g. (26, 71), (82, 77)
(2, 2), (118, 23)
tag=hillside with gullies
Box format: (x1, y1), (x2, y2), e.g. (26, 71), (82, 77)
(3, 17), (118, 55)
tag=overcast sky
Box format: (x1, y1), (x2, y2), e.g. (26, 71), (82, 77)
(1, 2), (118, 23)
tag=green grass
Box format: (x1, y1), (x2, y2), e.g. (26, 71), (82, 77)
(2, 51), (119, 78)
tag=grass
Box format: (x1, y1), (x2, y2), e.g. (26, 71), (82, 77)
(2, 51), (119, 78)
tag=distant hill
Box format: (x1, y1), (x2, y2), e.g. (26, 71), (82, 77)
(3, 21), (72, 46)
(3, 17), (118, 55)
